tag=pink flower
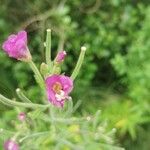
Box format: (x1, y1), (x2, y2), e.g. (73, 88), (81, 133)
(45, 74), (73, 107)
(18, 112), (26, 121)
(4, 140), (19, 150)
(2, 31), (31, 61)
(55, 51), (67, 63)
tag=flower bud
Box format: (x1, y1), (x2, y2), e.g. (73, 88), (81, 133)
(40, 62), (49, 76)
(4, 140), (19, 150)
(55, 51), (66, 63)
(18, 112), (26, 121)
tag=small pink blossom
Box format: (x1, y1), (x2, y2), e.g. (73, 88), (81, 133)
(55, 51), (67, 63)
(18, 112), (26, 121)
(45, 74), (73, 107)
(4, 140), (19, 150)
(2, 31), (31, 61)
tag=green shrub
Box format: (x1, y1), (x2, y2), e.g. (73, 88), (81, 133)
(111, 6), (150, 103)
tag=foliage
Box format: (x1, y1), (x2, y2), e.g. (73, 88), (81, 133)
(0, 1), (149, 94)
(0, 0), (150, 149)
(0, 28), (124, 149)
(123, 125), (150, 150)
(111, 6), (150, 103)
(0, 106), (124, 150)
(101, 100), (150, 140)
(111, 6), (150, 140)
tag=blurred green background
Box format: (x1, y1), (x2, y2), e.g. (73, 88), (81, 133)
(0, 0), (150, 149)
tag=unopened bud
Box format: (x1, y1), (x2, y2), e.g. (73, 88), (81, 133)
(40, 62), (49, 76)
(18, 112), (26, 121)
(55, 51), (67, 63)
(4, 140), (19, 150)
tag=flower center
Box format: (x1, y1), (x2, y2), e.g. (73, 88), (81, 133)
(55, 90), (66, 101)
(52, 82), (62, 94)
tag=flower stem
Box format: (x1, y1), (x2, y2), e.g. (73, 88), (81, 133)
(71, 46), (86, 80)
(19, 131), (50, 143)
(28, 60), (45, 88)
(45, 29), (52, 68)
(0, 94), (49, 109)
(16, 88), (32, 103)
(0, 128), (15, 135)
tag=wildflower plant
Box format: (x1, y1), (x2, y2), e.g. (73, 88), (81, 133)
(0, 29), (124, 150)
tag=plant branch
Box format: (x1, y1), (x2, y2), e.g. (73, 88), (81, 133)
(45, 29), (52, 68)
(0, 94), (50, 109)
(28, 60), (45, 88)
(16, 88), (32, 103)
(71, 46), (87, 80)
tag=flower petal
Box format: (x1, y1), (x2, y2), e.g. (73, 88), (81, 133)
(60, 75), (73, 94)
(2, 31), (31, 61)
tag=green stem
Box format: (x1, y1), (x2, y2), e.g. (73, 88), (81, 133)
(46, 29), (52, 67)
(16, 88), (32, 103)
(12, 132), (20, 141)
(56, 138), (83, 149)
(0, 128), (15, 135)
(93, 110), (101, 131)
(0, 94), (50, 109)
(41, 114), (85, 124)
(19, 131), (50, 142)
(71, 46), (86, 80)
(28, 60), (45, 88)
(64, 99), (73, 117)
(49, 105), (56, 132)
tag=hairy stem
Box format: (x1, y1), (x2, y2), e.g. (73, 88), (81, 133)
(0, 94), (49, 109)
(45, 29), (52, 68)
(71, 46), (86, 80)
(28, 60), (45, 88)
(19, 131), (50, 142)
(16, 88), (32, 103)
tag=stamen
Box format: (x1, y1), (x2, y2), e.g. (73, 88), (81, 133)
(55, 90), (66, 101)
(52, 82), (62, 93)
(55, 94), (62, 101)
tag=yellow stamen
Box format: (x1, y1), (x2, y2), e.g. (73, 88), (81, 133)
(52, 82), (62, 93)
